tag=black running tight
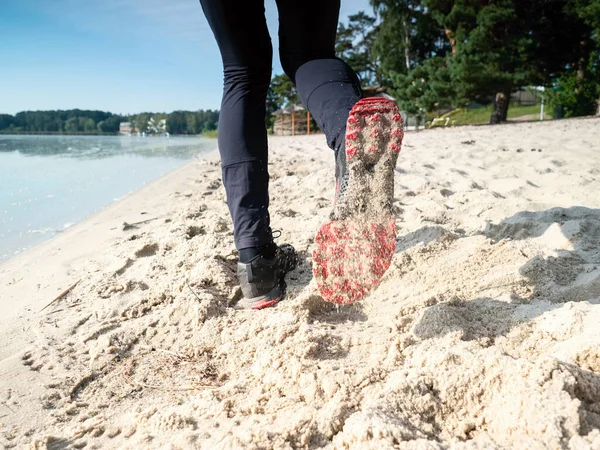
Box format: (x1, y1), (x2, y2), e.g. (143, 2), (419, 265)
(199, 0), (362, 249)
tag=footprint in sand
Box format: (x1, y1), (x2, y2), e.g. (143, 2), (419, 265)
(451, 168), (469, 177)
(185, 203), (207, 219)
(303, 333), (349, 360)
(280, 209), (299, 218)
(575, 347), (600, 373)
(207, 179), (221, 190)
(186, 225), (206, 239)
(135, 243), (159, 258)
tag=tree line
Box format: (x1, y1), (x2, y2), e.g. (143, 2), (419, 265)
(0, 109), (219, 135)
(271, 0), (600, 125)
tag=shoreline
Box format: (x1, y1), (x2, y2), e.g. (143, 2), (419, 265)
(4, 114), (599, 138)
(0, 132), (218, 138)
(0, 136), (218, 265)
(0, 151), (219, 323)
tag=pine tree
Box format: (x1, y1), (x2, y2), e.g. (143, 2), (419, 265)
(336, 12), (381, 86)
(421, 0), (597, 123)
(566, 0), (600, 115)
(370, 0), (449, 76)
(369, 0), (453, 122)
(391, 57), (458, 124)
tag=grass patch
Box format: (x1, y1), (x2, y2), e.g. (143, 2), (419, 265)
(202, 130), (218, 139)
(449, 104), (552, 126)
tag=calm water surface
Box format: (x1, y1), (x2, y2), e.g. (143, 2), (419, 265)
(0, 135), (215, 262)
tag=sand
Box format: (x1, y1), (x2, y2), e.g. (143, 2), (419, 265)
(1, 117), (600, 449)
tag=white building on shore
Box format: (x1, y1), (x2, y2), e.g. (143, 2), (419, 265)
(119, 122), (134, 135)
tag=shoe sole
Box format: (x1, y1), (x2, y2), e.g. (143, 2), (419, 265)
(234, 283), (284, 310)
(313, 98), (403, 305)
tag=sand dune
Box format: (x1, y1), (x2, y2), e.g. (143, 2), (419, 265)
(1, 117), (599, 449)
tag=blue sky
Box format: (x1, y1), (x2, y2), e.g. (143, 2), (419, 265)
(1, 0), (373, 115)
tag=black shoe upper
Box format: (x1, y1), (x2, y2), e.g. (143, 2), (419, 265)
(237, 244), (298, 303)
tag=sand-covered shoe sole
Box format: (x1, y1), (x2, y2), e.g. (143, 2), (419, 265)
(313, 98), (404, 304)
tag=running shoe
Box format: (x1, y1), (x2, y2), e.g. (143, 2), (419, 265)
(313, 98), (404, 304)
(236, 244), (298, 310)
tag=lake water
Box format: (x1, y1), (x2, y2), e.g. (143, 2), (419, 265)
(0, 135), (216, 263)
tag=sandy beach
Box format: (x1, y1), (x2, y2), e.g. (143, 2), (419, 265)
(1, 117), (600, 449)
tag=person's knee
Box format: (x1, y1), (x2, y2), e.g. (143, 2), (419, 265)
(280, 55), (353, 87)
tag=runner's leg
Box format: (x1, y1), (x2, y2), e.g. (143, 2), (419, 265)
(275, 1), (402, 305)
(200, 0), (274, 252)
(275, 0), (362, 158)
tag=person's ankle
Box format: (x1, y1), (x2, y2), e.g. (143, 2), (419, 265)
(239, 242), (277, 263)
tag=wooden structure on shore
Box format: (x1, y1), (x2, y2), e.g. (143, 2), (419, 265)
(362, 85), (396, 102)
(271, 87), (397, 136)
(272, 104), (313, 136)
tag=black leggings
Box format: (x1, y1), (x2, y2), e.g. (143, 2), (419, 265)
(200, 0), (362, 249)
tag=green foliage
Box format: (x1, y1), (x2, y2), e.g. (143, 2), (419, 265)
(0, 109), (219, 135)
(544, 54), (600, 117)
(83, 118), (96, 133)
(454, 3), (532, 96)
(373, 0), (600, 123)
(265, 74), (299, 131)
(390, 57), (459, 122)
(165, 111), (186, 134)
(96, 116), (122, 133)
(202, 129), (219, 139)
(561, 0), (600, 115)
(567, 0), (600, 34)
(269, 74), (299, 109)
(420, 0), (542, 123)
(64, 118), (79, 133)
(0, 114), (14, 130)
(370, 1), (450, 78)
(336, 12), (381, 85)
(449, 104), (551, 125)
(164, 110), (218, 135)
(186, 114), (200, 135)
(134, 113), (151, 134)
(3, 110), (119, 133)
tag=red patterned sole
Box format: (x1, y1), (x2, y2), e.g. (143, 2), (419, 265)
(250, 298), (280, 310)
(313, 98), (404, 305)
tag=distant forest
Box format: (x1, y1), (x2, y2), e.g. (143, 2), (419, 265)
(0, 109), (219, 135)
